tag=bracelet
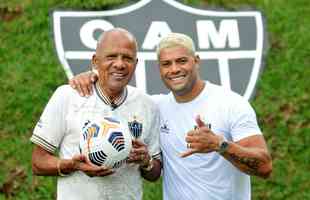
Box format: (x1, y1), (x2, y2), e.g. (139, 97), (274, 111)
(140, 158), (154, 172)
(57, 159), (70, 177)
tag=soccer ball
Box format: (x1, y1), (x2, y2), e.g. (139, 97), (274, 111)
(79, 117), (132, 168)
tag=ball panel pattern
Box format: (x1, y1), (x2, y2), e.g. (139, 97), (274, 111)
(108, 131), (125, 152)
(89, 150), (108, 166)
(79, 117), (132, 168)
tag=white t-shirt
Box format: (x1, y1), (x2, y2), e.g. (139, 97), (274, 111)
(152, 81), (262, 200)
(31, 84), (161, 200)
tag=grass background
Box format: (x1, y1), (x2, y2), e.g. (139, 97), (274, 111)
(0, 0), (309, 199)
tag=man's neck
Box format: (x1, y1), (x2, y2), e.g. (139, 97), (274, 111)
(98, 81), (123, 103)
(174, 80), (205, 103)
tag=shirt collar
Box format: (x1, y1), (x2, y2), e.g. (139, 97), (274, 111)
(94, 82), (128, 109)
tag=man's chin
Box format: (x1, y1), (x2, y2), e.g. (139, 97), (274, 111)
(108, 81), (128, 91)
(169, 85), (187, 94)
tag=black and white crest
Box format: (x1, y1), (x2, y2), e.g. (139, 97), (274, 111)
(52, 0), (267, 100)
(128, 119), (143, 139)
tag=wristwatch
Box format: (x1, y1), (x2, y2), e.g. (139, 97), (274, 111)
(218, 136), (229, 154)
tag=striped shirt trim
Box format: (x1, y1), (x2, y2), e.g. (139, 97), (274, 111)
(30, 134), (57, 154)
(95, 82), (128, 109)
(152, 152), (162, 160)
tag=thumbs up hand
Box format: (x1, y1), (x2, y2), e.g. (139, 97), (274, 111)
(180, 115), (222, 158)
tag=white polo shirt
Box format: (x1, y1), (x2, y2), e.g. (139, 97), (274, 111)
(153, 81), (262, 200)
(31, 84), (161, 200)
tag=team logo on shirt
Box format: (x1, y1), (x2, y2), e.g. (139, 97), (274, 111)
(128, 116), (143, 138)
(194, 123), (212, 130)
(160, 120), (170, 134)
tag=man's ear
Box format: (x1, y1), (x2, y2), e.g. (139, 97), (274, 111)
(132, 58), (138, 71)
(91, 54), (98, 69)
(194, 55), (201, 69)
(135, 58), (138, 66)
(195, 55), (200, 64)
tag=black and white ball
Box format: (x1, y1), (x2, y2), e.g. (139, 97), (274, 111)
(79, 117), (132, 168)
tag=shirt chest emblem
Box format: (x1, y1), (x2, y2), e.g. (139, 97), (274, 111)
(128, 116), (143, 139)
(160, 120), (170, 134)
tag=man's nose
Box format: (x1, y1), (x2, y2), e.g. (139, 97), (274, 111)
(170, 62), (180, 73)
(113, 56), (125, 69)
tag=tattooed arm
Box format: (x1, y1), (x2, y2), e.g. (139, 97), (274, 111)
(220, 135), (272, 178)
(181, 116), (272, 179)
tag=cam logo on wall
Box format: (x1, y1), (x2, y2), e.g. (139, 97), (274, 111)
(52, 0), (267, 100)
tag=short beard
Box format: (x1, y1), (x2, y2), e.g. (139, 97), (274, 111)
(173, 77), (196, 97)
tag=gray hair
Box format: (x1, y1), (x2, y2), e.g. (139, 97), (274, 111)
(156, 32), (196, 57)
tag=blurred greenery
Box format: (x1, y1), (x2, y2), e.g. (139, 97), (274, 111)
(0, 0), (309, 199)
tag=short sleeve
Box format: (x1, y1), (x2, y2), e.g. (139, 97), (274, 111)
(30, 85), (69, 153)
(229, 96), (262, 142)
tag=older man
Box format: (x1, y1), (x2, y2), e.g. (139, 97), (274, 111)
(31, 28), (161, 200)
(70, 32), (272, 200)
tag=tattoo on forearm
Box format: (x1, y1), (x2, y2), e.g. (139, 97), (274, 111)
(228, 153), (261, 175)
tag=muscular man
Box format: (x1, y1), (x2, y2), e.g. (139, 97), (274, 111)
(31, 28), (161, 200)
(70, 32), (272, 200)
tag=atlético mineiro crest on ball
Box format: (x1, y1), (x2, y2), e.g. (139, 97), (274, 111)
(52, 0), (268, 100)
